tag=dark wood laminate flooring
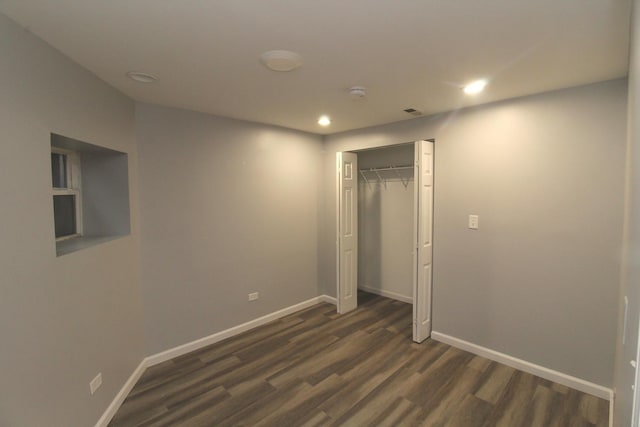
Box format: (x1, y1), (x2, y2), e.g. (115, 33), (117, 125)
(109, 292), (609, 427)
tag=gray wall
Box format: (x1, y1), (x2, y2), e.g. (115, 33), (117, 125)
(0, 13), (144, 427)
(613, 0), (640, 424)
(358, 145), (414, 301)
(81, 150), (131, 237)
(136, 104), (323, 354)
(323, 79), (627, 387)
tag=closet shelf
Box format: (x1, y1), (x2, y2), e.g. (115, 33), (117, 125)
(359, 164), (413, 188)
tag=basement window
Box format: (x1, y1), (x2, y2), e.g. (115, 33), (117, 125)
(52, 148), (82, 240)
(51, 134), (131, 256)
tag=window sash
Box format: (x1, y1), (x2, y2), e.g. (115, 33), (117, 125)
(51, 147), (81, 190)
(51, 148), (82, 240)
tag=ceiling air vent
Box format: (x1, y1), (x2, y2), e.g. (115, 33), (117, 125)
(403, 108), (423, 116)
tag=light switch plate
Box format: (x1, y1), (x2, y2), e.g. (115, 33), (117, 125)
(468, 215), (479, 230)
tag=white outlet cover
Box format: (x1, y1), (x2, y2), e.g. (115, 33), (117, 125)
(248, 292), (259, 301)
(90, 373), (102, 395)
(468, 215), (479, 230)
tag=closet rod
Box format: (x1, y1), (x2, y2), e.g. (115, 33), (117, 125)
(359, 164), (414, 189)
(358, 164), (413, 172)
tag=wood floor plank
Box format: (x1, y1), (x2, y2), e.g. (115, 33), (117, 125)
(367, 396), (418, 427)
(364, 302), (411, 334)
(109, 291), (610, 427)
(403, 347), (475, 407)
(266, 330), (370, 387)
(111, 357), (239, 422)
(319, 337), (419, 419)
(484, 370), (539, 427)
(176, 380), (277, 426)
(298, 410), (332, 427)
(474, 362), (516, 404)
(444, 393), (493, 427)
(254, 374), (346, 427)
(525, 384), (558, 427)
(596, 396), (610, 427)
(551, 382), (570, 394)
(420, 367), (484, 426)
(404, 339), (449, 374)
(216, 378), (315, 427)
(468, 355), (492, 373)
(328, 360), (423, 425)
(579, 392), (603, 424)
(138, 386), (229, 427)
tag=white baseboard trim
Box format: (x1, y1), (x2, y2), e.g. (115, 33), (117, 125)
(94, 360), (146, 427)
(319, 294), (337, 305)
(96, 294), (335, 426)
(431, 331), (612, 400)
(358, 286), (413, 304)
(145, 295), (332, 367)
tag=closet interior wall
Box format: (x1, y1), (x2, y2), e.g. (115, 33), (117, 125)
(357, 144), (415, 303)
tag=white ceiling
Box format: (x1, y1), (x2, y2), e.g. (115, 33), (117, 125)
(0, 0), (631, 134)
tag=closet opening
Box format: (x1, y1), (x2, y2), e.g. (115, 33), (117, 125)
(336, 140), (434, 343)
(358, 144), (414, 304)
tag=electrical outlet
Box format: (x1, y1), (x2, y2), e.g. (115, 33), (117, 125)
(468, 214), (479, 230)
(248, 292), (259, 301)
(89, 373), (102, 395)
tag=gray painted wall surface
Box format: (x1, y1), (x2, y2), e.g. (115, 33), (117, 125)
(81, 151), (131, 237)
(613, 0), (639, 424)
(136, 104), (323, 354)
(0, 13), (144, 427)
(358, 145), (414, 301)
(322, 80), (627, 387)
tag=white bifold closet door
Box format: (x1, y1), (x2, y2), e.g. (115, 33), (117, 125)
(413, 140), (434, 343)
(337, 142), (434, 342)
(337, 152), (358, 314)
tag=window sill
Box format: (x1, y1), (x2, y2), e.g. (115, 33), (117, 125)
(56, 235), (126, 257)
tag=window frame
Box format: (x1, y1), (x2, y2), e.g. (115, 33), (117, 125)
(52, 147), (83, 241)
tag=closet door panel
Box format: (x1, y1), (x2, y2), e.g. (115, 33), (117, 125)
(413, 140), (434, 343)
(337, 152), (358, 314)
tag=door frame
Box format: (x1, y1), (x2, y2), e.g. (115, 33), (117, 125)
(335, 140), (435, 342)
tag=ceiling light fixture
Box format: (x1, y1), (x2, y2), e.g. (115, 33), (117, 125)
(126, 71), (157, 83)
(260, 50), (303, 72)
(318, 115), (331, 126)
(349, 86), (367, 99)
(463, 79), (487, 95)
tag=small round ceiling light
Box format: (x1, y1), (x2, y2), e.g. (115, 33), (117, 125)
(260, 50), (303, 72)
(349, 86), (367, 99)
(463, 79), (487, 95)
(318, 115), (331, 126)
(126, 71), (157, 83)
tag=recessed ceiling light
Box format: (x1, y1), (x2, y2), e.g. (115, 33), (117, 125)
(463, 79), (487, 95)
(126, 71), (157, 83)
(318, 115), (331, 126)
(260, 50), (303, 72)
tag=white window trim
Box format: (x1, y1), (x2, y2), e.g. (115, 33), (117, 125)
(52, 147), (83, 240)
